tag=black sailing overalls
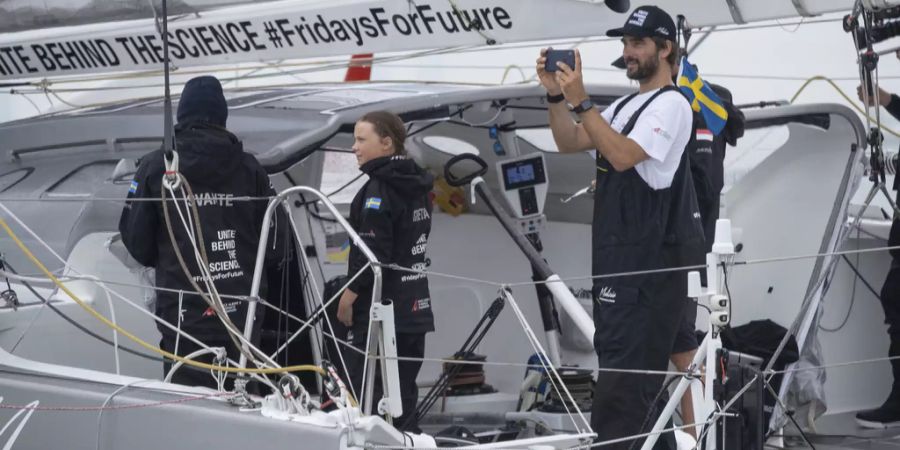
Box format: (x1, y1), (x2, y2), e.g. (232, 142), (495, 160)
(589, 86), (705, 449)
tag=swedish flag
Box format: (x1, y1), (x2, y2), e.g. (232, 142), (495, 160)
(365, 197), (382, 210)
(677, 56), (728, 136)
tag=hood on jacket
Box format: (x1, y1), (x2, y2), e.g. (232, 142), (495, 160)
(360, 155), (434, 198)
(177, 76), (228, 127)
(173, 122), (244, 186)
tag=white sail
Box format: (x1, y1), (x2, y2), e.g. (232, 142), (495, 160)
(0, 0), (885, 81)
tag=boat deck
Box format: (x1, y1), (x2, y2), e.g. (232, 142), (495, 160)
(776, 412), (900, 449)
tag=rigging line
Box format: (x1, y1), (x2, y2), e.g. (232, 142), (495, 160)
(0, 196), (278, 203)
(9, 45), (476, 96)
(256, 281), (692, 378)
(575, 421), (716, 449)
(3, 19), (839, 90)
(377, 263), (502, 287)
(818, 235), (869, 333)
(265, 261), (370, 357)
(789, 75), (900, 138)
(377, 261), (707, 287)
(162, 181), (268, 368)
(46, 89), (85, 109)
(283, 204), (338, 379)
(3, 46), (441, 87)
(376, 354), (689, 377)
(0, 217), (326, 376)
(501, 288), (591, 433)
(0, 205), (320, 377)
(374, 63), (900, 82)
(734, 244), (900, 267)
(776, 16), (806, 33)
(772, 354), (900, 375)
(2, 262), (164, 363)
(11, 91), (42, 114)
(0, 205), (273, 384)
(840, 252), (882, 300)
(10, 79), (497, 103)
(3, 271), (250, 302)
(94, 379), (151, 450)
(171, 181), (280, 369)
(265, 288), (694, 378)
(8, 295), (45, 355)
(92, 276), (121, 375)
(3, 18), (843, 96)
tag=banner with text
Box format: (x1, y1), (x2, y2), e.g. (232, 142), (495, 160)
(0, 0), (621, 81)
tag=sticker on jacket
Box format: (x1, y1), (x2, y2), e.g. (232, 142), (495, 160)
(412, 297), (431, 312)
(696, 129), (713, 142)
(365, 197), (382, 210)
(129, 180), (139, 194)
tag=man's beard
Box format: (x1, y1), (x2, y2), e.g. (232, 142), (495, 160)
(625, 55), (659, 81)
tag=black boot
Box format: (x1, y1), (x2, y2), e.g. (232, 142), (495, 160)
(857, 339), (900, 428)
(856, 399), (900, 429)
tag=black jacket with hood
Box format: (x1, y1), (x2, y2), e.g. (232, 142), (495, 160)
(119, 123), (282, 338)
(346, 155), (435, 334)
(118, 76), (283, 339)
(686, 83), (745, 248)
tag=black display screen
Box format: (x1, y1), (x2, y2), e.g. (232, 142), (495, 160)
(501, 157), (546, 190)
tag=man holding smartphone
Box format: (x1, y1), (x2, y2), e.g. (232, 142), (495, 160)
(537, 5), (704, 448)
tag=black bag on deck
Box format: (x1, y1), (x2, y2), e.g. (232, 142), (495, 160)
(713, 319), (800, 449)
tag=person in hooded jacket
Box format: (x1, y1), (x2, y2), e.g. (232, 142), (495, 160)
(336, 110), (435, 432)
(119, 75), (284, 388)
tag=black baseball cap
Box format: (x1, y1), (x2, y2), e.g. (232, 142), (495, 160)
(606, 5), (676, 42)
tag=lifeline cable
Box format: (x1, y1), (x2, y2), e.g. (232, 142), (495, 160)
(0, 215), (325, 376)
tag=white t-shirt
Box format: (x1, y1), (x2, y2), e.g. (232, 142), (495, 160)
(596, 88), (693, 190)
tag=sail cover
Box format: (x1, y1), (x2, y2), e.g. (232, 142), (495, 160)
(0, 0), (880, 82)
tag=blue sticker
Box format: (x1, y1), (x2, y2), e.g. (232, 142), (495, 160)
(128, 180), (139, 194)
(365, 197), (382, 210)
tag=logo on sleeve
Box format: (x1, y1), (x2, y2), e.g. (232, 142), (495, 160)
(652, 127), (673, 141)
(128, 180), (139, 194)
(365, 197), (382, 210)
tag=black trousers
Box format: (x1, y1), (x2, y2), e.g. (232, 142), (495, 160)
(881, 260), (900, 399)
(591, 272), (687, 450)
(346, 323), (426, 431)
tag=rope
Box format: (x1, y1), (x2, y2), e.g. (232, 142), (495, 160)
(0, 196), (278, 203)
(379, 242), (900, 290)
(0, 216), (324, 376)
(160, 177), (274, 368)
(789, 75), (900, 138)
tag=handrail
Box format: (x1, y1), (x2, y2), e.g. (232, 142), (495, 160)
(8, 137), (163, 161)
(241, 184), (383, 374)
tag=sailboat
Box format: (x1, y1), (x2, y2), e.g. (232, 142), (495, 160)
(0, 0), (898, 448)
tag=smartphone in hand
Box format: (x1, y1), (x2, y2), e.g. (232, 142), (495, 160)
(544, 49), (576, 72)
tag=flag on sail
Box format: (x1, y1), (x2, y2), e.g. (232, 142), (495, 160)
(677, 56), (728, 136)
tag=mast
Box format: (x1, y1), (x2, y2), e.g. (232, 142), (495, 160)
(161, 0), (175, 161)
